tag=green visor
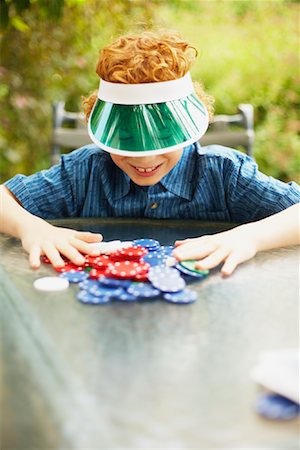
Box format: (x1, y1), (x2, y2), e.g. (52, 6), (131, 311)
(88, 75), (209, 156)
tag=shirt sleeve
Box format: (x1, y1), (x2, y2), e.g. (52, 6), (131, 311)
(4, 148), (91, 219)
(223, 152), (300, 222)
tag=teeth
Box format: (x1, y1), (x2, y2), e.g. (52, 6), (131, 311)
(135, 166), (157, 173)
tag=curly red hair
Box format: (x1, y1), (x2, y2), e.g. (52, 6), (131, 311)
(82, 31), (214, 120)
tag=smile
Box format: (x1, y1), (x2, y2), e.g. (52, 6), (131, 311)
(134, 165), (160, 173)
(130, 163), (163, 177)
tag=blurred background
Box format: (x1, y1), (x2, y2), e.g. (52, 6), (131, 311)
(0, 0), (299, 183)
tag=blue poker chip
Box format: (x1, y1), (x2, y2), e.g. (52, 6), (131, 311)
(255, 393), (300, 420)
(132, 238), (161, 250)
(127, 282), (161, 299)
(160, 245), (174, 256)
(163, 289), (197, 304)
(59, 271), (88, 283)
(112, 291), (139, 302)
(87, 284), (125, 298)
(78, 279), (99, 290)
(148, 266), (186, 293)
(175, 263), (207, 278)
(99, 277), (132, 288)
(141, 252), (165, 267)
(77, 290), (111, 304)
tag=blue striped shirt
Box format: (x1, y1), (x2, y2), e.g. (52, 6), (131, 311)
(4, 143), (300, 223)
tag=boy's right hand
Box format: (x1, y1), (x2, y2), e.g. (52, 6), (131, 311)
(20, 219), (103, 269)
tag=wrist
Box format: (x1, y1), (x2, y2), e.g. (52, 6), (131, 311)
(18, 214), (51, 239)
(229, 222), (261, 251)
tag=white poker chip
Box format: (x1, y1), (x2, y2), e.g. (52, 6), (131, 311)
(33, 276), (69, 292)
(88, 240), (123, 254)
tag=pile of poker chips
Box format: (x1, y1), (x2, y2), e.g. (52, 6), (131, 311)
(251, 349), (300, 421)
(37, 238), (209, 305)
(254, 393), (300, 421)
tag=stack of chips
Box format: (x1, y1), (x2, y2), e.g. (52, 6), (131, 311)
(36, 238), (209, 305)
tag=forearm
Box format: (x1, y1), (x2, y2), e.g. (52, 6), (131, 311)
(238, 203), (300, 252)
(0, 185), (44, 238)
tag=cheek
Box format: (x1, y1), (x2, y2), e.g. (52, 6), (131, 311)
(167, 156), (181, 169)
(110, 155), (127, 170)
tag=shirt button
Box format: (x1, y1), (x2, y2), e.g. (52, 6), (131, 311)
(150, 202), (158, 209)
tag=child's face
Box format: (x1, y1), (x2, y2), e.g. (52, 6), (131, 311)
(110, 149), (184, 186)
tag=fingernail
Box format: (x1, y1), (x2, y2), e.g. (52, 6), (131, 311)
(54, 261), (65, 268)
(75, 258), (85, 265)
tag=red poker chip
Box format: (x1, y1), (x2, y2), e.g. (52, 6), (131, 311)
(132, 273), (149, 282)
(89, 268), (106, 280)
(105, 260), (146, 279)
(42, 256), (52, 264)
(43, 255), (70, 265)
(134, 261), (150, 274)
(89, 255), (111, 270)
(55, 263), (84, 273)
(110, 246), (148, 261)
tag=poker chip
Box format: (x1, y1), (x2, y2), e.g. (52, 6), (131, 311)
(148, 266), (186, 292)
(87, 284), (125, 298)
(89, 255), (111, 270)
(33, 277), (69, 292)
(54, 263), (85, 273)
(160, 245), (174, 256)
(86, 240), (123, 255)
(127, 282), (161, 299)
(106, 260), (147, 279)
(131, 273), (149, 282)
(89, 268), (106, 280)
(255, 393), (300, 420)
(179, 260), (209, 276)
(175, 263), (205, 278)
(78, 279), (99, 290)
(163, 289), (197, 304)
(110, 246), (148, 261)
(112, 291), (139, 302)
(41, 256), (52, 264)
(99, 277), (132, 288)
(141, 251), (165, 267)
(59, 270), (89, 283)
(77, 290), (111, 304)
(133, 238), (161, 251)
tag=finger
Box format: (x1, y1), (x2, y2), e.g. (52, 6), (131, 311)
(69, 238), (101, 256)
(29, 245), (42, 269)
(195, 248), (231, 270)
(174, 238), (194, 247)
(173, 242), (217, 261)
(75, 232), (103, 243)
(221, 253), (241, 276)
(55, 242), (86, 266)
(42, 242), (67, 267)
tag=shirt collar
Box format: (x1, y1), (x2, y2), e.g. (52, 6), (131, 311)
(159, 143), (197, 200)
(110, 143), (198, 201)
(111, 166), (131, 200)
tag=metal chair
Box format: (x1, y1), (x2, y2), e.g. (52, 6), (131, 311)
(51, 101), (254, 165)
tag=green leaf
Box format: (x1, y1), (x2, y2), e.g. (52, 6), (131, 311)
(11, 16), (30, 32)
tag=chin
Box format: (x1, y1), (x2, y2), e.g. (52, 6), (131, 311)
(131, 175), (161, 186)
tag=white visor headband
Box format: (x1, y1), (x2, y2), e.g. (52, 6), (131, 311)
(89, 71), (209, 156)
(97, 72), (195, 105)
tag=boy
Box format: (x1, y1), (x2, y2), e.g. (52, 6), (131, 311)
(1, 31), (299, 275)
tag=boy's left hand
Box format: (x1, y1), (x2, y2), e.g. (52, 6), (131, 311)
(172, 227), (258, 276)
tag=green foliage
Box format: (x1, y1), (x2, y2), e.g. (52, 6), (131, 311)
(0, 0), (299, 183)
(154, 0), (300, 182)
